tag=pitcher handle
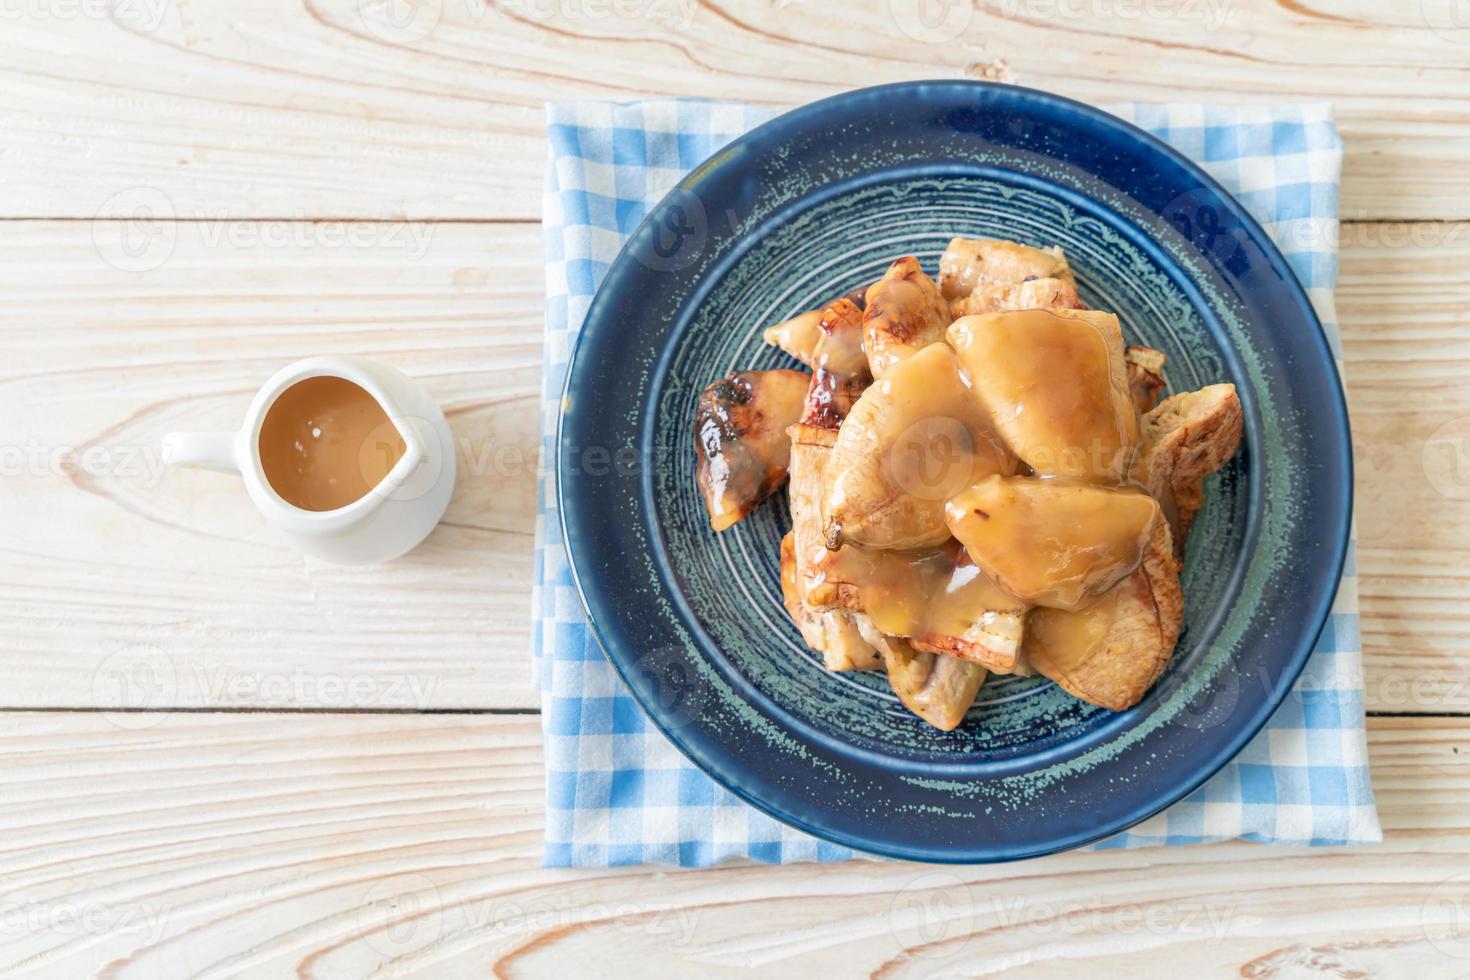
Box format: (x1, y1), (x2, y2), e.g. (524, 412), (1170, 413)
(161, 431), (241, 474)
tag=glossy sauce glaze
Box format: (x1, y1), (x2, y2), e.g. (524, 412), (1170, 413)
(861, 256), (951, 379)
(259, 375), (406, 512)
(820, 307), (1167, 675)
(690, 241), (1246, 725)
(945, 475), (1159, 611)
(948, 308), (1139, 483)
(812, 538), (1027, 641)
(822, 342), (1016, 550)
(693, 370), (810, 531)
(1025, 588), (1119, 674)
(799, 298), (871, 430)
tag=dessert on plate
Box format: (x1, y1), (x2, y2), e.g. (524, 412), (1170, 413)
(693, 237), (1242, 730)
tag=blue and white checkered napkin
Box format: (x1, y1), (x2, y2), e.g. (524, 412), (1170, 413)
(534, 98), (1381, 868)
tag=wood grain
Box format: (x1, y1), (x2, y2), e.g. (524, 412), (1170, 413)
(1340, 232), (1470, 713)
(1, 0), (1467, 222)
(2, 221), (1467, 711)
(0, 220), (543, 710)
(0, 712), (1459, 978)
(5, 9), (1468, 980)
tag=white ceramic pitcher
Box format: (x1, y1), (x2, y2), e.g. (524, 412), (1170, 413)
(162, 356), (456, 565)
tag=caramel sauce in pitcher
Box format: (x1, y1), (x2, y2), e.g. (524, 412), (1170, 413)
(259, 376), (406, 512)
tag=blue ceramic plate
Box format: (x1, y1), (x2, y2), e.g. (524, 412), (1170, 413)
(558, 81), (1351, 862)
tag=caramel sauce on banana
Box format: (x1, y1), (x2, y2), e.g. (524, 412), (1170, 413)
(810, 538), (1026, 641)
(778, 290), (1181, 693)
(823, 343), (1015, 551)
(945, 476), (1158, 612)
(817, 309), (1160, 657)
(861, 257), (950, 380)
(948, 309), (1139, 483)
(1025, 588), (1121, 673)
(694, 370), (810, 531)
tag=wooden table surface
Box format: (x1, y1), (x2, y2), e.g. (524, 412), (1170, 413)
(5, 1), (1470, 975)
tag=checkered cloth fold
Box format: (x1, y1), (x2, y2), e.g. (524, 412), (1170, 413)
(534, 98), (1381, 867)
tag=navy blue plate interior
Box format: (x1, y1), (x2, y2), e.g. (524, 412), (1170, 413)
(558, 81), (1351, 862)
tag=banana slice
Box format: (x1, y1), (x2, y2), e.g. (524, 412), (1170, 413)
(948, 308), (1140, 483)
(823, 343), (1016, 551)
